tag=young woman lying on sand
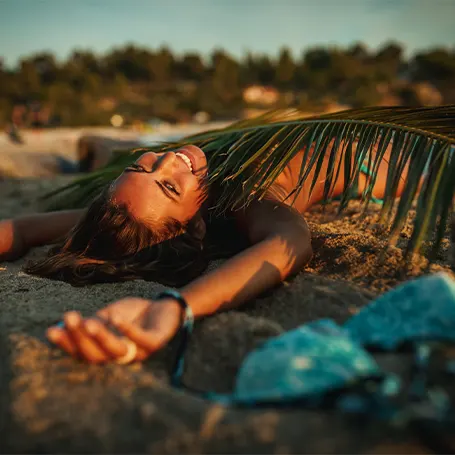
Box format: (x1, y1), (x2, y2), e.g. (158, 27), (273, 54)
(0, 142), (410, 365)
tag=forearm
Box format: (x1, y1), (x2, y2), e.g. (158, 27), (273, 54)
(180, 230), (312, 318)
(0, 220), (25, 260)
(14, 209), (86, 249)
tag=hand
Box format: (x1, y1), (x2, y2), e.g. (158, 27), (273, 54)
(0, 219), (28, 262)
(46, 297), (183, 363)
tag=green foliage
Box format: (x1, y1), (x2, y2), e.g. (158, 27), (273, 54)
(43, 106), (455, 260)
(275, 47), (296, 89)
(175, 53), (205, 81)
(209, 49), (242, 105)
(374, 41), (404, 82)
(412, 49), (455, 82)
(1, 43), (455, 126)
(344, 77), (383, 108)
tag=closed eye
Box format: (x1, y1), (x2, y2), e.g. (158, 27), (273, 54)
(156, 181), (179, 201)
(163, 181), (180, 195)
(124, 163), (180, 199)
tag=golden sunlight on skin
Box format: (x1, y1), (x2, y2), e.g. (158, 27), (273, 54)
(109, 145), (208, 225)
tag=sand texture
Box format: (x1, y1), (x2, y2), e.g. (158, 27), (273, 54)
(1, 165), (455, 451)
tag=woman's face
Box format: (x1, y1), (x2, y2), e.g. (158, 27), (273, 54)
(109, 145), (208, 225)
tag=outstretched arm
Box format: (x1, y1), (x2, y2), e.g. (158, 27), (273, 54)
(182, 200), (312, 317)
(47, 200), (313, 363)
(0, 209), (86, 261)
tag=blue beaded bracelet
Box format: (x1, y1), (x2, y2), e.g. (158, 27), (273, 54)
(155, 289), (194, 332)
(155, 289), (194, 386)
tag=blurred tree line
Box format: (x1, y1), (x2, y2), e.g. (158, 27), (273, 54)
(0, 41), (454, 127)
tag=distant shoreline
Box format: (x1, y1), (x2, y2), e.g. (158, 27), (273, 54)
(0, 122), (232, 178)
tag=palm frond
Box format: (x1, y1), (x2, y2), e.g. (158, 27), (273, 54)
(42, 105), (455, 258)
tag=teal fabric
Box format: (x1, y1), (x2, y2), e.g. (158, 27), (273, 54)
(327, 162), (384, 205)
(345, 273), (455, 349)
(234, 319), (381, 404)
(233, 273), (455, 405)
(359, 163), (384, 204)
(172, 273), (455, 431)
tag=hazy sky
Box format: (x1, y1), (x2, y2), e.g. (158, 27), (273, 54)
(1, 0), (454, 67)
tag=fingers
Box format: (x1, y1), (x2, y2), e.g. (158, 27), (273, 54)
(47, 313), (146, 364)
(84, 319), (151, 362)
(62, 312), (111, 363)
(110, 317), (163, 353)
(47, 297), (170, 364)
(83, 318), (128, 358)
(46, 326), (78, 357)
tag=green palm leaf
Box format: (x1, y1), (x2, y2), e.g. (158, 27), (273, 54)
(42, 105), (455, 258)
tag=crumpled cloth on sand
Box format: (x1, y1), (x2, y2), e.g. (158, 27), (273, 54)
(174, 273), (455, 432)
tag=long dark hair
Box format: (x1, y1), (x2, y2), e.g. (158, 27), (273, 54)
(25, 187), (218, 287)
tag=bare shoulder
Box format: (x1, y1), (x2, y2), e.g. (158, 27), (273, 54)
(233, 198), (311, 244)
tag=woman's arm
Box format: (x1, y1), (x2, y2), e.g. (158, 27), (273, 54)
(47, 201), (313, 363)
(0, 209), (86, 261)
(181, 200), (312, 317)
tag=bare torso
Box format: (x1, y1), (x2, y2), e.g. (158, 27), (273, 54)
(269, 140), (401, 214)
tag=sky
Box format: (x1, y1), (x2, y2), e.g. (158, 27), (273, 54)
(0, 0), (454, 68)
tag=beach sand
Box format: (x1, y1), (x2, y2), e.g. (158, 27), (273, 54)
(1, 133), (454, 452)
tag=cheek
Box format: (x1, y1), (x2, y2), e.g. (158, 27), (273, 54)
(110, 178), (156, 213)
(180, 188), (203, 217)
(192, 192), (207, 215)
(113, 175), (151, 199)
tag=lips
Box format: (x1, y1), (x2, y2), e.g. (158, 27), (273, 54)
(175, 146), (205, 174)
(175, 151), (194, 173)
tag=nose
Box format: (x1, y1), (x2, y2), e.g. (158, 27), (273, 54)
(138, 151), (177, 172)
(154, 152), (177, 172)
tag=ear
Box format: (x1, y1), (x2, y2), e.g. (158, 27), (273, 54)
(187, 212), (206, 241)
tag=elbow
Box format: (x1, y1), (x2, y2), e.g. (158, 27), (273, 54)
(289, 218), (312, 261)
(291, 236), (313, 274)
(273, 223), (313, 276)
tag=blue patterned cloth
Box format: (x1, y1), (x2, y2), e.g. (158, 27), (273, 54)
(233, 273), (455, 406)
(345, 273), (455, 348)
(173, 273), (455, 427)
(233, 319), (381, 404)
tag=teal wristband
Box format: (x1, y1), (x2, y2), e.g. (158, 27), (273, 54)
(155, 289), (194, 331)
(155, 289), (194, 386)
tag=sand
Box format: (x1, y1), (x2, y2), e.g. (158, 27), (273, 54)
(1, 131), (455, 453)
